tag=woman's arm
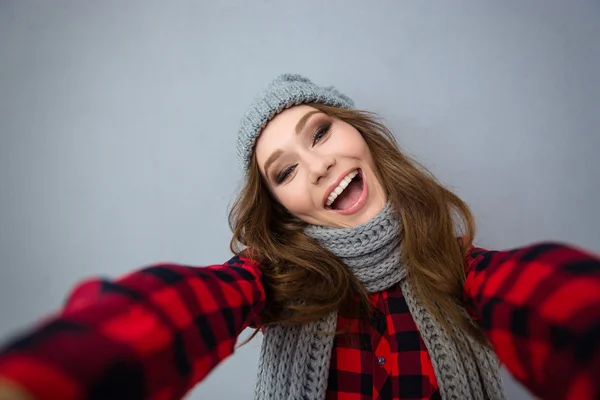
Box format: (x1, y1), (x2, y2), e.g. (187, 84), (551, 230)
(0, 377), (34, 400)
(0, 255), (266, 400)
(463, 242), (600, 400)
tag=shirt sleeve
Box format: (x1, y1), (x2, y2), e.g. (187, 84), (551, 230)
(463, 242), (600, 400)
(0, 255), (266, 400)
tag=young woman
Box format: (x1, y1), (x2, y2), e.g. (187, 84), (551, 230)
(0, 74), (599, 400)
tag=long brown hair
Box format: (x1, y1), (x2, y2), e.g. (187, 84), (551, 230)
(229, 104), (487, 344)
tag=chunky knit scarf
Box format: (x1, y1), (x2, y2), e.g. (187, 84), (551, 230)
(254, 204), (506, 400)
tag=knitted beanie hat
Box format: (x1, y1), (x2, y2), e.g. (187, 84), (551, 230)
(236, 74), (355, 170)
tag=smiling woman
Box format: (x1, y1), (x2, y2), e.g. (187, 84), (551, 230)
(230, 88), (480, 339)
(0, 74), (599, 400)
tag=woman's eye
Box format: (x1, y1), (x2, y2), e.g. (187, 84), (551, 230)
(312, 122), (332, 146)
(276, 165), (296, 184)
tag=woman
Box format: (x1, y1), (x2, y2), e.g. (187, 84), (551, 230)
(0, 74), (598, 400)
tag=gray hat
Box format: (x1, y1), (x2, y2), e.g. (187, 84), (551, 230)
(236, 74), (355, 170)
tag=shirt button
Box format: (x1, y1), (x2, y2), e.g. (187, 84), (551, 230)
(377, 356), (385, 366)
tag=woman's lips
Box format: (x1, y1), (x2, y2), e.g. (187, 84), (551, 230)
(322, 168), (359, 208)
(327, 169), (369, 215)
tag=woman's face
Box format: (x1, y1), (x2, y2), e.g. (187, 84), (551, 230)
(254, 105), (387, 228)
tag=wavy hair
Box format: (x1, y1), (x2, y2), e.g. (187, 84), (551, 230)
(229, 104), (486, 344)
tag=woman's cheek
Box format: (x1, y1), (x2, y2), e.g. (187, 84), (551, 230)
(280, 190), (313, 215)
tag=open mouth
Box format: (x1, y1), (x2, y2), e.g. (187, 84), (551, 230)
(324, 169), (365, 212)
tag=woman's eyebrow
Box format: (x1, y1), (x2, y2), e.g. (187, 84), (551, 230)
(263, 149), (283, 182)
(295, 110), (323, 135)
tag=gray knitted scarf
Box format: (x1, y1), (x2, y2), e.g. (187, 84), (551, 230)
(254, 204), (506, 400)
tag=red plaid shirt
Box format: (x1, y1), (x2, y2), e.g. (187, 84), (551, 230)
(0, 242), (598, 400)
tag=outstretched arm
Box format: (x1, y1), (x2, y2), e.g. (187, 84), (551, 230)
(0, 255), (266, 400)
(464, 242), (600, 400)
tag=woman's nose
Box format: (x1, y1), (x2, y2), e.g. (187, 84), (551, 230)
(308, 155), (336, 184)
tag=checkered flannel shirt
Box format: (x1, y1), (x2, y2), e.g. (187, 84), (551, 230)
(0, 242), (598, 400)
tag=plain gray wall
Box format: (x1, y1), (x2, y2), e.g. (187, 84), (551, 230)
(1, 1), (599, 399)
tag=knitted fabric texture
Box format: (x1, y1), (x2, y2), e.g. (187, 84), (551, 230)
(237, 74), (354, 170)
(254, 204), (506, 400)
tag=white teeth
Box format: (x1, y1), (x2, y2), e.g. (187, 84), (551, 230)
(325, 170), (359, 207)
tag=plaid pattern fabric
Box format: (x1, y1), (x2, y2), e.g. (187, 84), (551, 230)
(329, 287), (440, 400)
(464, 243), (600, 400)
(0, 242), (598, 400)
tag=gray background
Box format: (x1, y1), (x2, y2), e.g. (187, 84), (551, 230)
(1, 1), (599, 399)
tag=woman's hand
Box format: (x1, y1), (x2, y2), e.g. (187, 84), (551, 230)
(0, 378), (35, 400)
